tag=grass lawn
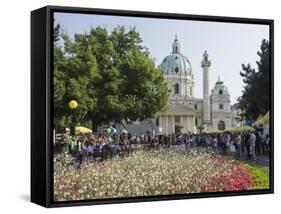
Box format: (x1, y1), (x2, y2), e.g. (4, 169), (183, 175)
(241, 163), (270, 190)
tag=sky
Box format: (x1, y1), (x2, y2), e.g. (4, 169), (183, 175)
(54, 12), (269, 104)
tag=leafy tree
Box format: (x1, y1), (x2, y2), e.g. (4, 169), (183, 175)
(53, 25), (169, 131)
(53, 23), (97, 130)
(238, 39), (270, 120)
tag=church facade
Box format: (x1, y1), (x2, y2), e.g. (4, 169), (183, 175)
(125, 35), (232, 135)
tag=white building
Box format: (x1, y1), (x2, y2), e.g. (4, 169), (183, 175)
(126, 35), (233, 135)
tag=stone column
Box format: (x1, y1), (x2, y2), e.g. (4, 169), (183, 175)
(186, 115), (189, 131)
(158, 116), (162, 134)
(166, 116), (169, 135)
(191, 116), (196, 132)
(201, 50), (211, 123)
(172, 116), (175, 134)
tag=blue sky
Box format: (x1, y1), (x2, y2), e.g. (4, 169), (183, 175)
(54, 12), (269, 104)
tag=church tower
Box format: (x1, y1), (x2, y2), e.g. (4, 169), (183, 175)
(201, 50), (211, 124)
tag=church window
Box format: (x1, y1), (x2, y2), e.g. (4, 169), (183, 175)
(175, 67), (179, 73)
(219, 104), (224, 110)
(195, 104), (198, 109)
(219, 89), (223, 95)
(175, 56), (178, 60)
(218, 120), (225, 130)
(195, 117), (198, 126)
(175, 116), (181, 123)
(174, 83), (179, 94)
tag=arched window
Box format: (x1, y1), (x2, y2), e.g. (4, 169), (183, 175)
(219, 104), (224, 110)
(175, 67), (179, 73)
(194, 104), (198, 110)
(195, 117), (198, 126)
(218, 120), (225, 130)
(174, 83), (179, 94)
(219, 89), (223, 95)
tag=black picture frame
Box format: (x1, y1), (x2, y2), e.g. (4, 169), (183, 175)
(31, 5), (274, 208)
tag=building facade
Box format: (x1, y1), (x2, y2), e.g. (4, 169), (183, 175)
(156, 36), (232, 134)
(126, 35), (233, 135)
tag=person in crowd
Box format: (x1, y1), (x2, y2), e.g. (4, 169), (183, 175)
(245, 132), (251, 160)
(266, 134), (270, 154)
(229, 141), (236, 158)
(235, 133), (242, 158)
(250, 132), (257, 161)
(255, 131), (262, 155)
(68, 136), (78, 155)
(55, 126), (270, 166)
(225, 133), (231, 155)
(241, 133), (247, 157)
(212, 135), (218, 154)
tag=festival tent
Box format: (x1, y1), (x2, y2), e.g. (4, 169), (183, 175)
(252, 114), (263, 126)
(253, 111), (270, 126)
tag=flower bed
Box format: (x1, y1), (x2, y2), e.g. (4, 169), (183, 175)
(54, 150), (253, 201)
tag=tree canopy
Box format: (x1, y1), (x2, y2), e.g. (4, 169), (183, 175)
(238, 39), (270, 121)
(53, 24), (169, 131)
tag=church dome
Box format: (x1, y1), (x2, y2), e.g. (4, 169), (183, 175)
(160, 35), (192, 76)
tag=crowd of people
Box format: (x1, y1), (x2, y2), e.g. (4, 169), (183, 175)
(55, 129), (270, 164)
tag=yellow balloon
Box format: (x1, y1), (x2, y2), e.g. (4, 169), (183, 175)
(69, 100), (78, 109)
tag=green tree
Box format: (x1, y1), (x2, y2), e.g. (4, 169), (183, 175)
(53, 23), (97, 131)
(238, 39), (270, 120)
(53, 25), (169, 131)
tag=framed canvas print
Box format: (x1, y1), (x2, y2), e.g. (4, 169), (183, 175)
(31, 5), (274, 207)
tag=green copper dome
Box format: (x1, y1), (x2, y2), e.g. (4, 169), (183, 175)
(160, 35), (192, 76)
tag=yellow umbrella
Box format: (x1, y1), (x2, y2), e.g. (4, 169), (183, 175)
(65, 126), (92, 134)
(76, 126), (92, 134)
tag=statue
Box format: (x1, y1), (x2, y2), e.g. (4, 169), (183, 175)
(203, 50), (209, 61)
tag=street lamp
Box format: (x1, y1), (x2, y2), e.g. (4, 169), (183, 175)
(69, 100), (78, 136)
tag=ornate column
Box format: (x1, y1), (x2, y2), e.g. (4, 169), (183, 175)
(201, 50), (211, 124)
